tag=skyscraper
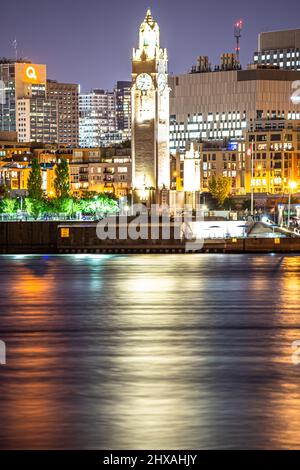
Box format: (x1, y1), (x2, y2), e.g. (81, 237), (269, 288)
(79, 89), (119, 147)
(0, 60), (58, 143)
(115, 81), (131, 141)
(47, 80), (79, 147)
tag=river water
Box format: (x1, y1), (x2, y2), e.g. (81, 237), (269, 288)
(1, 253), (300, 449)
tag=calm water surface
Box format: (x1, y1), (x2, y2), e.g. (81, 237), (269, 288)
(1, 253), (300, 449)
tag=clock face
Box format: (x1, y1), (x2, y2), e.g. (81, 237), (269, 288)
(136, 73), (152, 91)
(157, 73), (167, 91)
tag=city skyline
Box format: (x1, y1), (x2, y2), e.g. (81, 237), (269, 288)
(2, 5), (300, 458)
(0, 0), (300, 91)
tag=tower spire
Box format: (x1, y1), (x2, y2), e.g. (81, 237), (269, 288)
(144, 8), (155, 27)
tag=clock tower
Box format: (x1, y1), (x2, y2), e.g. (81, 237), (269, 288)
(131, 9), (170, 202)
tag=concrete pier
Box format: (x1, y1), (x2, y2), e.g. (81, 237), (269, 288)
(0, 221), (300, 254)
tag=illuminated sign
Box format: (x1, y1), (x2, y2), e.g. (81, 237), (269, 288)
(60, 228), (70, 238)
(291, 81), (300, 105)
(228, 141), (238, 151)
(26, 66), (37, 81)
(257, 144), (267, 151)
(15, 63), (46, 85)
(270, 143), (293, 151)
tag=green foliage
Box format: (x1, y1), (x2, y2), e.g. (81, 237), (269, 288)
(54, 197), (74, 215)
(1, 198), (16, 214)
(208, 176), (232, 207)
(0, 191), (119, 219)
(27, 158), (43, 200)
(54, 159), (70, 199)
(25, 198), (46, 220)
(77, 194), (119, 215)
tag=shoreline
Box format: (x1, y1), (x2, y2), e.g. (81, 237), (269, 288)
(0, 221), (299, 254)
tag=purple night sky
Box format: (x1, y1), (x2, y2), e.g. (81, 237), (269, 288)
(0, 0), (299, 91)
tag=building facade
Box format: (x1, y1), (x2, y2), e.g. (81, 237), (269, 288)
(0, 60), (58, 143)
(70, 149), (131, 198)
(47, 80), (79, 147)
(173, 141), (246, 196)
(115, 81), (131, 141)
(0, 60), (80, 145)
(169, 66), (300, 154)
(131, 9), (170, 194)
(17, 97), (58, 144)
(79, 89), (119, 147)
(253, 29), (300, 70)
(0, 161), (55, 195)
(245, 121), (300, 194)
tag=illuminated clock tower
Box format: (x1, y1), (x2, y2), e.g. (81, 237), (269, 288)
(131, 9), (170, 202)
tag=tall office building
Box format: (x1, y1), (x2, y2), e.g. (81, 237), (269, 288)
(253, 29), (300, 70)
(79, 89), (119, 147)
(0, 60), (18, 132)
(0, 60), (80, 145)
(115, 81), (131, 140)
(17, 97), (58, 143)
(0, 60), (58, 143)
(169, 61), (300, 154)
(47, 80), (79, 147)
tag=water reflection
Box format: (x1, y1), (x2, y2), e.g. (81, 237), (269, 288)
(1, 254), (300, 448)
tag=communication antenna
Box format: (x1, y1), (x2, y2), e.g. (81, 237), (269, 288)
(234, 20), (243, 62)
(12, 39), (18, 61)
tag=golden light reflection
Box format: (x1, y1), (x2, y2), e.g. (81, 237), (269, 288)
(260, 256), (300, 449)
(2, 338), (61, 449)
(98, 255), (208, 449)
(8, 258), (55, 303)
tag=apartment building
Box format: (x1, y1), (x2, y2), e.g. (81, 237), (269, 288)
(173, 141), (246, 195)
(70, 150), (131, 198)
(245, 121), (300, 194)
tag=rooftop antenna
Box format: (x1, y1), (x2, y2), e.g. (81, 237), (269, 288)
(234, 20), (243, 62)
(12, 39), (18, 61)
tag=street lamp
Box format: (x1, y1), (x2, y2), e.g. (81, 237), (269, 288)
(287, 181), (297, 228)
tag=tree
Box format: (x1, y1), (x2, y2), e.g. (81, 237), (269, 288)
(27, 158), (43, 200)
(54, 159), (70, 199)
(1, 198), (16, 215)
(208, 176), (231, 208)
(53, 197), (73, 215)
(25, 198), (45, 220)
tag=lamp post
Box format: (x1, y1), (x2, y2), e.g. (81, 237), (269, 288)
(287, 181), (297, 228)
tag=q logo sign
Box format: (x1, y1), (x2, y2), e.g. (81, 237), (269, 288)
(25, 66), (37, 82)
(291, 80), (300, 105)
